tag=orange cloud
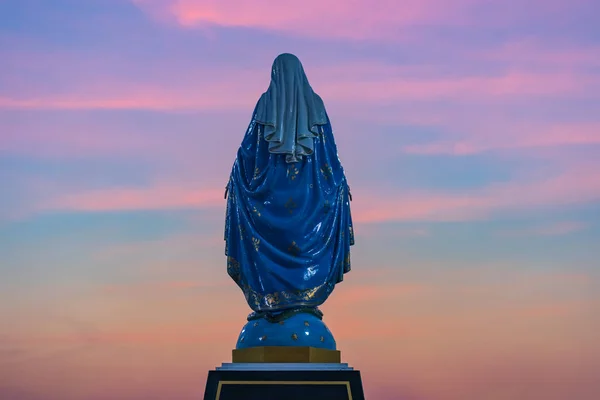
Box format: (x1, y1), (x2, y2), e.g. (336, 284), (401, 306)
(331, 282), (431, 305)
(2, 265), (598, 400)
(102, 279), (229, 294)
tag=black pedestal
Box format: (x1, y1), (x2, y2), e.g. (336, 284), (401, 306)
(203, 367), (364, 400)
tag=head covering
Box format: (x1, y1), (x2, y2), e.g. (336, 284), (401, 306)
(255, 53), (328, 163)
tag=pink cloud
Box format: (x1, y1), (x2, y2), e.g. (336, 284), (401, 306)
(4, 56), (596, 187)
(402, 122), (600, 155)
(1, 125), (159, 157)
(0, 49), (267, 111)
(0, 85), (256, 111)
(44, 185), (224, 212)
(351, 161), (600, 223)
(1, 68), (595, 113)
(25, 158), (598, 223)
(481, 39), (600, 69)
(132, 0), (474, 40)
(2, 39), (598, 116)
(321, 71), (598, 103)
(132, 0), (591, 43)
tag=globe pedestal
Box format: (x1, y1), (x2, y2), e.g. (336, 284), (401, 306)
(203, 312), (365, 399)
(236, 312), (336, 349)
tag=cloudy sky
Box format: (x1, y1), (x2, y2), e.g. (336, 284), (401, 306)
(1, 0), (599, 399)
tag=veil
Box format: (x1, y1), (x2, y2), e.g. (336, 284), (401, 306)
(255, 53), (328, 163)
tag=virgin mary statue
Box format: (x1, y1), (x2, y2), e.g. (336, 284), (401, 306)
(224, 53), (354, 350)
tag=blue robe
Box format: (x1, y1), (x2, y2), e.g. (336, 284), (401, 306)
(225, 106), (354, 313)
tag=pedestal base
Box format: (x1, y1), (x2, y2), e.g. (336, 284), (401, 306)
(203, 365), (364, 400)
(233, 346), (341, 363)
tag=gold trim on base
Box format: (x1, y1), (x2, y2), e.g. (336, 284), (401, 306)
(232, 346), (341, 363)
(216, 381), (352, 400)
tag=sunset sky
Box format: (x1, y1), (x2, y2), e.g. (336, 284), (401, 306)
(1, 0), (599, 399)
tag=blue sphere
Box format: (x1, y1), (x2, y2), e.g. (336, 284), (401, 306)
(236, 312), (336, 350)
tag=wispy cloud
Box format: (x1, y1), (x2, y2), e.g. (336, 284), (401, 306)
(131, 0), (593, 43)
(2, 68), (596, 112)
(43, 185), (224, 213)
(0, 86), (256, 111)
(497, 221), (588, 237)
(481, 39), (600, 69)
(402, 122), (600, 155)
(17, 158), (594, 223)
(321, 71), (598, 103)
(351, 162), (600, 223)
(92, 233), (226, 266)
(101, 278), (230, 294)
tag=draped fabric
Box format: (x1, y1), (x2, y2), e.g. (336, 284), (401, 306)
(255, 53), (328, 163)
(225, 105), (354, 313)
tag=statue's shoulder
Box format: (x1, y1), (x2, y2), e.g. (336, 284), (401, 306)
(313, 92), (325, 105)
(311, 93), (329, 125)
(253, 93), (268, 122)
(255, 92), (267, 108)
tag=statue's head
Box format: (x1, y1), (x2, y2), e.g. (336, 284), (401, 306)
(271, 53), (307, 81)
(273, 52), (301, 65)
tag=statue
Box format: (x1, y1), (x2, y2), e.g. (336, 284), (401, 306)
(224, 53), (354, 351)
